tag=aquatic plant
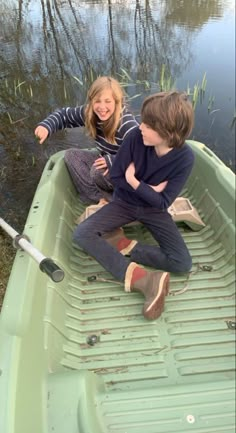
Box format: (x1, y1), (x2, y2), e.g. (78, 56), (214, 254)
(192, 83), (200, 110)
(1, 68), (213, 135)
(230, 109), (236, 129)
(201, 73), (207, 92)
(72, 76), (83, 86)
(208, 95), (215, 112)
(158, 64), (176, 92)
(7, 112), (13, 124)
(115, 66), (208, 110)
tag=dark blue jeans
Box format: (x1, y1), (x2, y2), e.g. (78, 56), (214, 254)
(73, 199), (192, 281)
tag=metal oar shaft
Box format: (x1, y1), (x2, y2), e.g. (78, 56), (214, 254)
(0, 218), (45, 261)
(0, 217), (64, 283)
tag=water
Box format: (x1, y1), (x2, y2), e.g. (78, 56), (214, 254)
(0, 0), (235, 226)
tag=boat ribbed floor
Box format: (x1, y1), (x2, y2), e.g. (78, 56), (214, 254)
(99, 381), (235, 433)
(59, 203), (235, 432)
(62, 222), (235, 373)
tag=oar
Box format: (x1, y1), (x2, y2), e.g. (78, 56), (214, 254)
(0, 217), (64, 283)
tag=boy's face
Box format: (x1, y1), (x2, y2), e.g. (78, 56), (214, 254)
(139, 123), (166, 147)
(92, 89), (116, 121)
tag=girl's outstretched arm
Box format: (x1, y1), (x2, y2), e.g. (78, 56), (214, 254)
(35, 106), (86, 138)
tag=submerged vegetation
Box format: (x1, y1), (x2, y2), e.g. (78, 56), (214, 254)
(1, 66), (214, 140)
(230, 109), (236, 129)
(4, 65), (234, 136)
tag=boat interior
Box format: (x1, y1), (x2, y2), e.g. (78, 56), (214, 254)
(0, 141), (235, 433)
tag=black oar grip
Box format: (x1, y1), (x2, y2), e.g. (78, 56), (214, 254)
(39, 258), (64, 282)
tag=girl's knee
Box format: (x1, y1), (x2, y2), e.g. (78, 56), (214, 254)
(90, 165), (105, 182)
(64, 149), (75, 164)
(64, 149), (84, 168)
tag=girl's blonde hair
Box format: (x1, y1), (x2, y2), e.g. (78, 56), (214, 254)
(85, 76), (125, 144)
(141, 91), (194, 148)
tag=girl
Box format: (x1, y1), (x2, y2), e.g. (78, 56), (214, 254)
(35, 76), (138, 205)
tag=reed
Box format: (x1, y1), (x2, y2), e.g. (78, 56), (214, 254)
(192, 83), (200, 110)
(119, 68), (132, 82)
(63, 82), (67, 101)
(201, 72), (207, 92)
(29, 85), (33, 98)
(114, 66), (209, 110)
(7, 112), (13, 124)
(72, 76), (83, 85)
(208, 95), (215, 112)
(1, 68), (214, 133)
(230, 110), (236, 129)
(158, 64), (176, 92)
(3, 78), (34, 101)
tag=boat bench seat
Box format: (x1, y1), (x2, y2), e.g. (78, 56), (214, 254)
(76, 196), (205, 231)
(47, 368), (235, 433)
(168, 196), (205, 230)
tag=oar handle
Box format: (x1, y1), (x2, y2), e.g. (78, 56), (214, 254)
(0, 217), (64, 283)
(39, 258), (64, 283)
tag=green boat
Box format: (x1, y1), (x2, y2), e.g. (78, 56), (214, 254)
(0, 141), (235, 433)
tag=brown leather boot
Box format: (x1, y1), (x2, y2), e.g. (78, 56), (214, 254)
(125, 262), (170, 320)
(103, 228), (138, 255)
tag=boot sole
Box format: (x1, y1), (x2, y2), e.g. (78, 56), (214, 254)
(103, 231), (138, 256)
(120, 240), (138, 255)
(143, 272), (170, 320)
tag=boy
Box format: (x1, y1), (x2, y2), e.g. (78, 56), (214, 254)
(74, 91), (195, 320)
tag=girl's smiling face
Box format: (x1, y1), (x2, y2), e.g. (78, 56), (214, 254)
(92, 88), (116, 121)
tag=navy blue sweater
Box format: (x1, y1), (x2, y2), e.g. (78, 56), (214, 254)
(110, 128), (195, 209)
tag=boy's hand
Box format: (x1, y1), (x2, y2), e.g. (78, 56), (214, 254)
(150, 180), (168, 192)
(125, 162), (140, 189)
(125, 162), (135, 182)
(35, 126), (49, 144)
(93, 157), (108, 176)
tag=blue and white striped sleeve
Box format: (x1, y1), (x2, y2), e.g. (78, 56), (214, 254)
(37, 105), (86, 135)
(118, 108), (139, 141)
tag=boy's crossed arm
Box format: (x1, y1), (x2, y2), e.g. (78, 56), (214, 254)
(125, 162), (168, 192)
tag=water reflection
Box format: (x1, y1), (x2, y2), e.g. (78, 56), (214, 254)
(0, 0), (230, 84)
(0, 0), (235, 222)
(165, 0), (225, 27)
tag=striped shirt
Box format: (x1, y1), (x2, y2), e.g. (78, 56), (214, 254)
(37, 105), (139, 168)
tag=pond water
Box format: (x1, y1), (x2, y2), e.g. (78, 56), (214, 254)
(0, 0), (235, 228)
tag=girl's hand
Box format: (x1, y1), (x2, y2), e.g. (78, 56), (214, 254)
(93, 157), (108, 176)
(34, 126), (49, 144)
(150, 180), (168, 192)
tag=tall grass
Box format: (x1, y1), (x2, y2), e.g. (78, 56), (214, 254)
(114, 66), (209, 110)
(1, 66), (212, 131)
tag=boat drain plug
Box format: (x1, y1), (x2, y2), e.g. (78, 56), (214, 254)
(87, 335), (99, 346)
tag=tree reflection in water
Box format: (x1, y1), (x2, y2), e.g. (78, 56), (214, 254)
(0, 0), (226, 95)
